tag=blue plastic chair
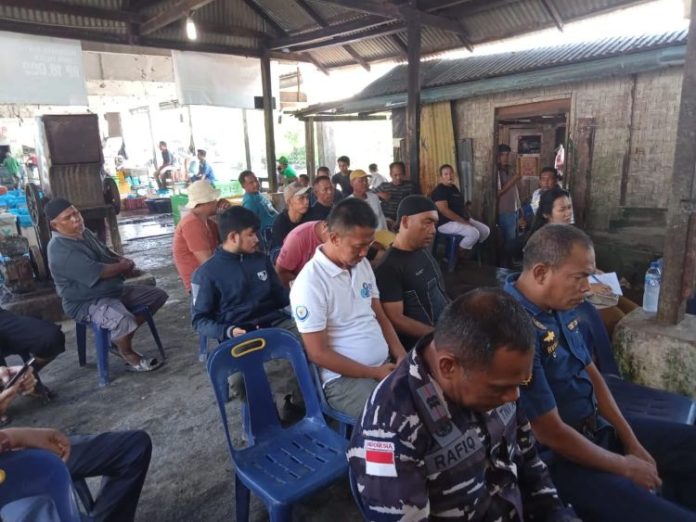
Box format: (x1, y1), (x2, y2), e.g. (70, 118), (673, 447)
(432, 232), (463, 273)
(0, 449), (82, 522)
(309, 363), (355, 438)
(76, 304), (166, 387)
(207, 328), (349, 522)
(575, 300), (696, 425)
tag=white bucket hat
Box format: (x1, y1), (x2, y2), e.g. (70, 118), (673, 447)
(185, 180), (220, 209)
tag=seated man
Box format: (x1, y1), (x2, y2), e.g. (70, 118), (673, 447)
(0, 308), (64, 401)
(505, 224), (696, 522)
(239, 170), (278, 234)
(349, 289), (579, 521)
(349, 169), (387, 230)
(275, 220), (329, 288)
(192, 149), (215, 185)
(269, 181), (310, 257)
(46, 199), (167, 372)
(374, 196), (450, 349)
(375, 161), (414, 225)
(432, 164), (490, 251)
(172, 180), (227, 292)
(290, 198), (406, 419)
(305, 173), (334, 221)
(191, 206), (294, 340)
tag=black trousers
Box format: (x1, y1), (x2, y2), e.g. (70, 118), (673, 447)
(67, 431), (152, 522)
(0, 309), (65, 361)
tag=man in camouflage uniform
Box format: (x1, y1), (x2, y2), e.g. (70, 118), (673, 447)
(348, 289), (578, 521)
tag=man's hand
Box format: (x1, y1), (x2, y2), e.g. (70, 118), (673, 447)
(625, 441), (657, 467)
(371, 363), (396, 381)
(622, 454), (661, 490)
(217, 199), (231, 212)
(0, 366), (36, 396)
(5, 428), (71, 462)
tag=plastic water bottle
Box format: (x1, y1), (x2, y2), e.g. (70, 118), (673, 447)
(643, 262), (661, 313)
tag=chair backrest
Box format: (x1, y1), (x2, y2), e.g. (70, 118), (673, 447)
(207, 328), (325, 457)
(0, 448), (82, 522)
(575, 300), (621, 376)
(309, 362), (356, 427)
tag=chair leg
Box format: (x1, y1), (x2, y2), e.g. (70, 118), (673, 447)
(73, 478), (95, 513)
(446, 238), (458, 273)
(76, 323), (87, 367)
(269, 503), (292, 522)
(92, 325), (110, 387)
(143, 310), (166, 361)
(198, 336), (208, 363)
(235, 475), (250, 522)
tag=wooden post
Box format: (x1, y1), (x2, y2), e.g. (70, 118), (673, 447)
(260, 54), (277, 192)
(657, 0), (696, 325)
(406, 13), (421, 193)
(242, 108), (252, 171)
(305, 117), (316, 180)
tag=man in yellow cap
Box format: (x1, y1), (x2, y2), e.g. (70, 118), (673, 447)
(349, 169), (387, 230)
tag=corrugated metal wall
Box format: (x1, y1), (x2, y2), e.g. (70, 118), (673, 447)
(419, 101), (457, 197)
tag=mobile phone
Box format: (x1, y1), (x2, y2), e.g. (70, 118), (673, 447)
(2, 358), (35, 391)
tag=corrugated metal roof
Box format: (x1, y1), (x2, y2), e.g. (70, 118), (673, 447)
(0, 0), (662, 71)
(358, 28), (689, 99)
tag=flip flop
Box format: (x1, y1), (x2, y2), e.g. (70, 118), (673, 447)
(126, 357), (162, 373)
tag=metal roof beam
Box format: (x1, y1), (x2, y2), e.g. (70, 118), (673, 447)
(1, 0), (141, 22)
(539, 0), (564, 31)
(193, 21), (270, 40)
(241, 0), (286, 35)
(305, 54), (330, 75)
(293, 0), (370, 71)
(139, 0), (218, 34)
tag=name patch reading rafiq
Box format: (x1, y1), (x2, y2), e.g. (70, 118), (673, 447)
(425, 428), (483, 474)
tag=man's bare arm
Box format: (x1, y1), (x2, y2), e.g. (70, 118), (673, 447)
(382, 301), (434, 340)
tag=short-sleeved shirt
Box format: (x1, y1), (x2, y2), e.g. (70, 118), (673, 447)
(47, 229), (124, 321)
(504, 275), (600, 428)
(497, 167), (519, 215)
(270, 210), (308, 252)
(377, 181), (414, 220)
(242, 192), (278, 231)
(431, 183), (469, 226)
(374, 247), (450, 348)
(348, 335), (571, 522)
(349, 192), (387, 230)
(172, 212), (220, 292)
(305, 202), (332, 221)
(290, 247), (388, 384)
(275, 220), (322, 277)
(332, 172), (353, 196)
(281, 165), (297, 181)
(161, 149), (172, 166)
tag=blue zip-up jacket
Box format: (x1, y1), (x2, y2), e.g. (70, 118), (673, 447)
(191, 247), (289, 340)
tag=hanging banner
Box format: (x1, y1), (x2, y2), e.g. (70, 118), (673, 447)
(0, 32), (87, 105)
(172, 51), (277, 109)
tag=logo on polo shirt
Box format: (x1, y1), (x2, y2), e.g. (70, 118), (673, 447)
(295, 305), (309, 321)
(257, 270), (268, 281)
(360, 282), (372, 299)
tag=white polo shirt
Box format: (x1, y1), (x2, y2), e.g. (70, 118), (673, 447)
(290, 246), (389, 385)
(349, 192), (388, 230)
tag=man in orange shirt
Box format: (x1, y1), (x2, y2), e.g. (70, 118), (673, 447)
(172, 181), (228, 292)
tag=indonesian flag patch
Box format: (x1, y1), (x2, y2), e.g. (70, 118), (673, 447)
(364, 440), (397, 477)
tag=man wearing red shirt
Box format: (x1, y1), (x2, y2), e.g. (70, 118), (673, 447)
(275, 220), (329, 287)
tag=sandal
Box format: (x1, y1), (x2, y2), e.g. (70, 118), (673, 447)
(126, 357), (162, 373)
(0, 415), (11, 427)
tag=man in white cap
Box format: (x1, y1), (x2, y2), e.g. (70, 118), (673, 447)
(172, 180), (229, 292)
(269, 181), (310, 259)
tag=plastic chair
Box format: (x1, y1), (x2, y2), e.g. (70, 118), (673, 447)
(432, 232), (482, 272)
(576, 300), (696, 425)
(198, 335), (209, 363)
(0, 449), (82, 522)
(348, 466), (369, 519)
(309, 363), (355, 438)
(76, 304), (166, 387)
(207, 328), (349, 522)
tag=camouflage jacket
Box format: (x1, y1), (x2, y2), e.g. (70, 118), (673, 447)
(347, 334), (578, 522)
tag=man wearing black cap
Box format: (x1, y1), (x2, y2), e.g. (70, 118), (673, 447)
(45, 199), (168, 372)
(374, 195), (450, 349)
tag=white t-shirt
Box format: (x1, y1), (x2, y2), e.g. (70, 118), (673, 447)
(349, 192), (388, 230)
(290, 247), (389, 385)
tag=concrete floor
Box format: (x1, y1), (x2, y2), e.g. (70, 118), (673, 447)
(12, 216), (359, 522)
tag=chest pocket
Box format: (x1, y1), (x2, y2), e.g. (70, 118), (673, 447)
(403, 277), (448, 326)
